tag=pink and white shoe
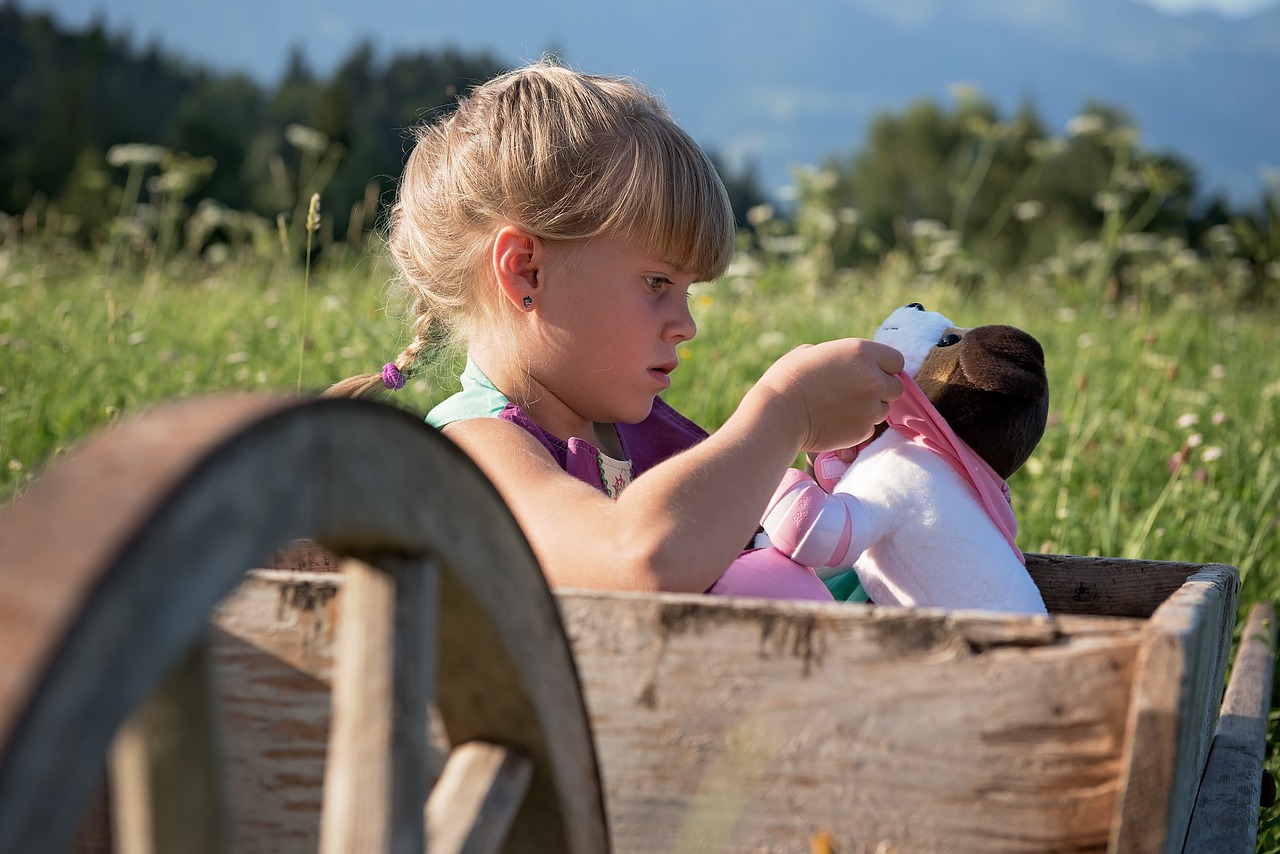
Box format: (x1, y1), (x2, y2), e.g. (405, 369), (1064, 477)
(760, 469), (865, 569)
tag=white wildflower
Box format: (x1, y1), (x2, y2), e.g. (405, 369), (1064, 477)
(107, 143), (169, 168)
(746, 204), (774, 227)
(1092, 191), (1125, 213)
(1066, 114), (1105, 136)
(1027, 138), (1067, 161)
(908, 219), (946, 239)
(1205, 224), (1237, 254)
(1013, 200), (1044, 222)
(948, 81), (981, 103)
(838, 207), (861, 226)
(285, 124), (329, 156)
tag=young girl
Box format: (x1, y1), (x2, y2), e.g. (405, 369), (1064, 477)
(326, 60), (904, 595)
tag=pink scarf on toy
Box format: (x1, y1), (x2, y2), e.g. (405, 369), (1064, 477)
(816, 372), (1024, 565)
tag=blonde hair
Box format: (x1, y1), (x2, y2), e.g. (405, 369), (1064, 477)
(324, 58), (736, 399)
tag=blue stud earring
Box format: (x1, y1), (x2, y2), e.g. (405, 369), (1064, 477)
(522, 296), (533, 311)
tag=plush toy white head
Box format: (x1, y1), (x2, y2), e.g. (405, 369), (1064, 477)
(873, 303), (954, 377)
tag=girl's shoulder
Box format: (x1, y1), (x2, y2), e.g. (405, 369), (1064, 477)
(425, 359), (509, 429)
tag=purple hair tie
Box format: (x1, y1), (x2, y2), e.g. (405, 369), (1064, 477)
(381, 363), (406, 390)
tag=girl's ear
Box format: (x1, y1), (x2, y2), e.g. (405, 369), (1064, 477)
(493, 225), (542, 312)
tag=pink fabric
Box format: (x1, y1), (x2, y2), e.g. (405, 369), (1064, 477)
(813, 452), (852, 493)
(812, 371), (1022, 564)
(709, 548), (835, 601)
(888, 372), (1024, 564)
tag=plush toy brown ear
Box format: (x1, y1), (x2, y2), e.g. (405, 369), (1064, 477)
(916, 325), (1049, 479)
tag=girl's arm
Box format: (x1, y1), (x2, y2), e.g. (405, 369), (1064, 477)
(442, 338), (904, 593)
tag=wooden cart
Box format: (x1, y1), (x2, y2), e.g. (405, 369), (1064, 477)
(0, 396), (1273, 853)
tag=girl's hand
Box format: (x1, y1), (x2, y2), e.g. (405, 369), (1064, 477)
(755, 339), (904, 454)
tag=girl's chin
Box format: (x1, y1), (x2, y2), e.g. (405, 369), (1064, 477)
(614, 397), (657, 426)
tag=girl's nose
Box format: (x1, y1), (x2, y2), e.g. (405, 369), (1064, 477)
(668, 300), (697, 343)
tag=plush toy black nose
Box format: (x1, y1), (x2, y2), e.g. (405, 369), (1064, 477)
(906, 302), (926, 311)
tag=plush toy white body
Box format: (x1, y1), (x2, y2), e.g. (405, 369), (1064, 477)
(760, 304), (1049, 615)
(811, 425), (1047, 614)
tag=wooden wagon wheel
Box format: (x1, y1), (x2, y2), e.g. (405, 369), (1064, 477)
(0, 395), (609, 854)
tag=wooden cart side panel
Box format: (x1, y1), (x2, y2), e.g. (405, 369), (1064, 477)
(1108, 564), (1239, 854)
(210, 563), (1236, 854)
(1184, 601), (1278, 854)
(211, 572), (346, 853)
(1025, 554), (1216, 619)
(559, 591), (1146, 854)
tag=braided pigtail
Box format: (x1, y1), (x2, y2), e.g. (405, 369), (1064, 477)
(321, 302), (440, 399)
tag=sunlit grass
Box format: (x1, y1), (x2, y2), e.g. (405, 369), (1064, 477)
(4, 235), (1277, 610)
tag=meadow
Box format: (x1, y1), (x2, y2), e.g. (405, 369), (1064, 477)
(2, 185), (1280, 845)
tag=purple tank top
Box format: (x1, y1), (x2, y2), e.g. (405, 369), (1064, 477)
(499, 398), (707, 492)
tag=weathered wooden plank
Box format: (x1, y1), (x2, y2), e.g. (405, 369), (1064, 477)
(426, 741), (534, 854)
(1109, 564), (1239, 854)
(1184, 601), (1277, 854)
(558, 591), (1144, 853)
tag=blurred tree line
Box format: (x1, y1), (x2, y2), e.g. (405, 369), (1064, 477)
(0, 3), (509, 244)
(1, 3), (1274, 294)
(810, 91), (1275, 271)
(770, 90), (1277, 300)
(0, 4), (768, 247)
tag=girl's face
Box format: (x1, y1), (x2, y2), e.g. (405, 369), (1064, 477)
(524, 233), (698, 436)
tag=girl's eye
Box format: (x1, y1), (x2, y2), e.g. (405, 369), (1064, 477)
(938, 333), (962, 347)
(646, 276), (670, 293)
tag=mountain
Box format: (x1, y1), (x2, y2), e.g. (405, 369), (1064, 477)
(15, 0), (1280, 204)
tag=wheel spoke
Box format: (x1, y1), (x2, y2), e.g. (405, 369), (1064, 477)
(426, 741), (534, 854)
(109, 637), (227, 854)
(320, 555), (438, 854)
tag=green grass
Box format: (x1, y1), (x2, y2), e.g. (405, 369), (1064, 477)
(4, 235), (1278, 603)
(3, 228), (1280, 847)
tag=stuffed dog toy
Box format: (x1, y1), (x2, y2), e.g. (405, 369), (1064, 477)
(733, 303), (1050, 614)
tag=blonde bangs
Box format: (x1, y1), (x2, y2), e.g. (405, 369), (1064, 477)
(598, 118), (736, 283)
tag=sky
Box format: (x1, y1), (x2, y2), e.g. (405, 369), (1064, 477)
(1138, 0), (1278, 11)
(24, 0), (1280, 80)
(17, 0), (1280, 204)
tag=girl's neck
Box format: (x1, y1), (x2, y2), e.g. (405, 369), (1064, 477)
(469, 348), (624, 457)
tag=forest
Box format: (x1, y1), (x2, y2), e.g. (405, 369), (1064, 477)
(1, 1), (1276, 297)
